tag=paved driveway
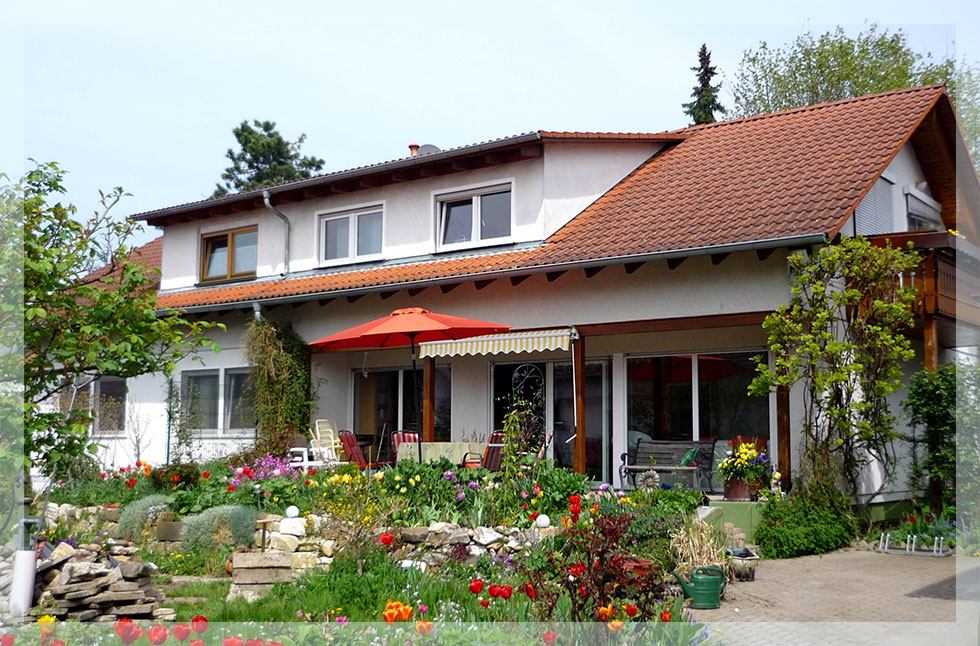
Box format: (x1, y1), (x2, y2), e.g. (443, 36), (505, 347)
(688, 549), (980, 645)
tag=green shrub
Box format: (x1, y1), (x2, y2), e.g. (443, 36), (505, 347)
(149, 463), (202, 490)
(117, 494), (172, 539)
(755, 479), (855, 558)
(181, 505), (257, 550)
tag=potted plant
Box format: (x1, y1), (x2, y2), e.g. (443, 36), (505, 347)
(718, 438), (772, 501)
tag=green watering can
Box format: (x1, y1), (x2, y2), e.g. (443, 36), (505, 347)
(671, 566), (727, 609)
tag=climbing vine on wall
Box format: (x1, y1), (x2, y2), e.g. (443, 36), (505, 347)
(243, 318), (313, 455)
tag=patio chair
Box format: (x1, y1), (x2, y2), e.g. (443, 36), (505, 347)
(288, 433), (324, 470)
(339, 430), (389, 471)
(391, 431), (419, 462)
(460, 431), (505, 472)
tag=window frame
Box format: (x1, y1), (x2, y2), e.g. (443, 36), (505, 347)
(93, 376), (127, 437)
(199, 225), (258, 285)
(434, 182), (513, 252)
(222, 367), (256, 433)
(181, 369), (220, 434)
(317, 203), (385, 267)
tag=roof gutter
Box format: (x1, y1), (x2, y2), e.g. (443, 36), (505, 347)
(157, 233), (828, 315)
(262, 190), (290, 275)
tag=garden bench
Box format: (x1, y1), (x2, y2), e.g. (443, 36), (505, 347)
(619, 439), (714, 490)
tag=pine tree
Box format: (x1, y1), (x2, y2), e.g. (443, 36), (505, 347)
(213, 120), (325, 197)
(683, 44), (726, 125)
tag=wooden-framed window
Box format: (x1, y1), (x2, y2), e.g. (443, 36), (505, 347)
(200, 226), (258, 283)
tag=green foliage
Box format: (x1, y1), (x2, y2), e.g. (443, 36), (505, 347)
(213, 120), (325, 196)
(145, 546), (230, 576)
(16, 161), (221, 477)
(118, 494), (171, 539)
(755, 477), (856, 558)
(48, 472), (154, 507)
(682, 43), (726, 125)
(243, 318), (313, 456)
(181, 504), (258, 551)
(731, 24), (978, 163)
(750, 237), (919, 503)
(956, 363), (980, 553)
(149, 462), (202, 490)
(903, 364), (957, 512)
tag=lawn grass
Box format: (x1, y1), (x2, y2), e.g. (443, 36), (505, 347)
(167, 579), (231, 599)
(172, 549), (527, 623)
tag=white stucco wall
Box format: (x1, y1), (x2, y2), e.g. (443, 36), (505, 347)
(159, 142), (659, 291)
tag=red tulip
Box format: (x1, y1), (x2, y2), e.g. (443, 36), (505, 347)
(174, 624), (191, 641)
(624, 604), (638, 617)
(1, 635), (14, 646)
(379, 533), (394, 546)
(201, 471), (210, 479)
(469, 579), (484, 594)
(659, 610), (672, 622)
(480, 599), (489, 607)
(501, 585), (513, 599)
(49, 641), (65, 646)
(191, 616), (209, 634)
(523, 583), (537, 599)
(228, 485), (236, 492)
(190, 641), (206, 646)
(245, 638), (264, 646)
(568, 494), (581, 505)
(308, 468), (317, 476)
(224, 638), (244, 646)
(115, 619), (143, 645)
(172, 475), (180, 483)
(488, 584), (501, 598)
(148, 625), (170, 645)
(578, 584), (587, 597)
(542, 632), (557, 645)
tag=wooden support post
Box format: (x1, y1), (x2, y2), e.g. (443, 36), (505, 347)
(573, 335), (587, 475)
(422, 356), (436, 442)
(924, 317), (939, 371)
(777, 386), (791, 491)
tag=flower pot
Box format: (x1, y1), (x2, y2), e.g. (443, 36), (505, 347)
(723, 479), (756, 501)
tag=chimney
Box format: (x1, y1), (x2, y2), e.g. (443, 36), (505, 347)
(408, 143), (420, 158)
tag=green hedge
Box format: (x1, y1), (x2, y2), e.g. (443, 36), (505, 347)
(181, 505), (258, 550)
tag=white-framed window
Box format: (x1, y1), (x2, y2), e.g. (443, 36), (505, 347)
(181, 368), (256, 437)
(904, 185), (943, 231)
(93, 377), (127, 437)
(319, 205), (384, 265)
(437, 184), (512, 251)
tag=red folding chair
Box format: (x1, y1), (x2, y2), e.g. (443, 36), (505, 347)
(461, 431), (505, 471)
(391, 431), (419, 463)
(339, 431), (389, 471)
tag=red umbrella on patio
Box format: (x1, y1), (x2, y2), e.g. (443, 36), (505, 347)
(309, 308), (510, 460)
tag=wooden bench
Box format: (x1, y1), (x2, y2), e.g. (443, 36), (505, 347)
(619, 439), (714, 490)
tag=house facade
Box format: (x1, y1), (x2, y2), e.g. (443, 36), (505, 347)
(92, 85), (979, 502)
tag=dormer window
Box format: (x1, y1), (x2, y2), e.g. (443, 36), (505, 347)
(200, 226), (257, 284)
(438, 185), (511, 250)
(320, 206), (384, 265)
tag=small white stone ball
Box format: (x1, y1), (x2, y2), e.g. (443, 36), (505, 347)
(285, 505), (299, 518)
(535, 514), (551, 529)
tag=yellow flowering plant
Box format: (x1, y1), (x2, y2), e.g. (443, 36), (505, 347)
(717, 438), (772, 484)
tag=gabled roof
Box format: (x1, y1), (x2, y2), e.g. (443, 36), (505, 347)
(133, 130), (685, 227)
(154, 85), (955, 311)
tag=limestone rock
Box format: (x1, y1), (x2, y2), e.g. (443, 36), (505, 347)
(227, 583), (273, 602)
(291, 552), (318, 570)
(278, 517), (307, 537)
(269, 533), (299, 552)
(319, 540), (335, 557)
(473, 526), (504, 547)
(233, 551), (291, 569)
(400, 527), (429, 544)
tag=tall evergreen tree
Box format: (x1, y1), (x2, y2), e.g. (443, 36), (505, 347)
(213, 120), (325, 197)
(683, 44), (726, 125)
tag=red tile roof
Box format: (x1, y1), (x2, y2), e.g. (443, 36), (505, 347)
(85, 235), (163, 290)
(155, 85), (948, 310)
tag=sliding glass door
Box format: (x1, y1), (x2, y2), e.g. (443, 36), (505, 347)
(553, 360), (612, 484)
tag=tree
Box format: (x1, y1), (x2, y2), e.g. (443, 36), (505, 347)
(213, 120), (325, 197)
(903, 364), (956, 515)
(731, 25), (979, 157)
(682, 44), (726, 125)
(749, 237), (920, 511)
(14, 161), (222, 478)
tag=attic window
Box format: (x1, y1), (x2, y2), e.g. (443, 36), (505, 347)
(200, 226), (257, 283)
(904, 185), (942, 231)
(854, 177), (894, 236)
(438, 185), (512, 250)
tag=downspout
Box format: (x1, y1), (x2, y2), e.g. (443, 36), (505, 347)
(262, 190), (290, 276)
(252, 303), (263, 323)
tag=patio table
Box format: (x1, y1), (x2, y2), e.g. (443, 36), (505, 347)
(397, 441), (486, 464)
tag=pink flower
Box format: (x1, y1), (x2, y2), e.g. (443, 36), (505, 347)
(336, 617), (347, 624)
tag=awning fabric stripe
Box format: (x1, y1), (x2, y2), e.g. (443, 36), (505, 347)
(418, 328), (573, 358)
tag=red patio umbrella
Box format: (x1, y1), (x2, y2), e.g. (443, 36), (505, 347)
(309, 308), (510, 460)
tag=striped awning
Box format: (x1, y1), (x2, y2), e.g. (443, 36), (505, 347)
(418, 328), (575, 359)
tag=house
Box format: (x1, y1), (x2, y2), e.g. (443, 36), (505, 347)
(95, 84), (979, 502)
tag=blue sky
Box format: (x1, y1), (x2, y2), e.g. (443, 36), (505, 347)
(5, 1), (978, 246)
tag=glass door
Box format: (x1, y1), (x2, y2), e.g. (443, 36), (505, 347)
(553, 360), (612, 484)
